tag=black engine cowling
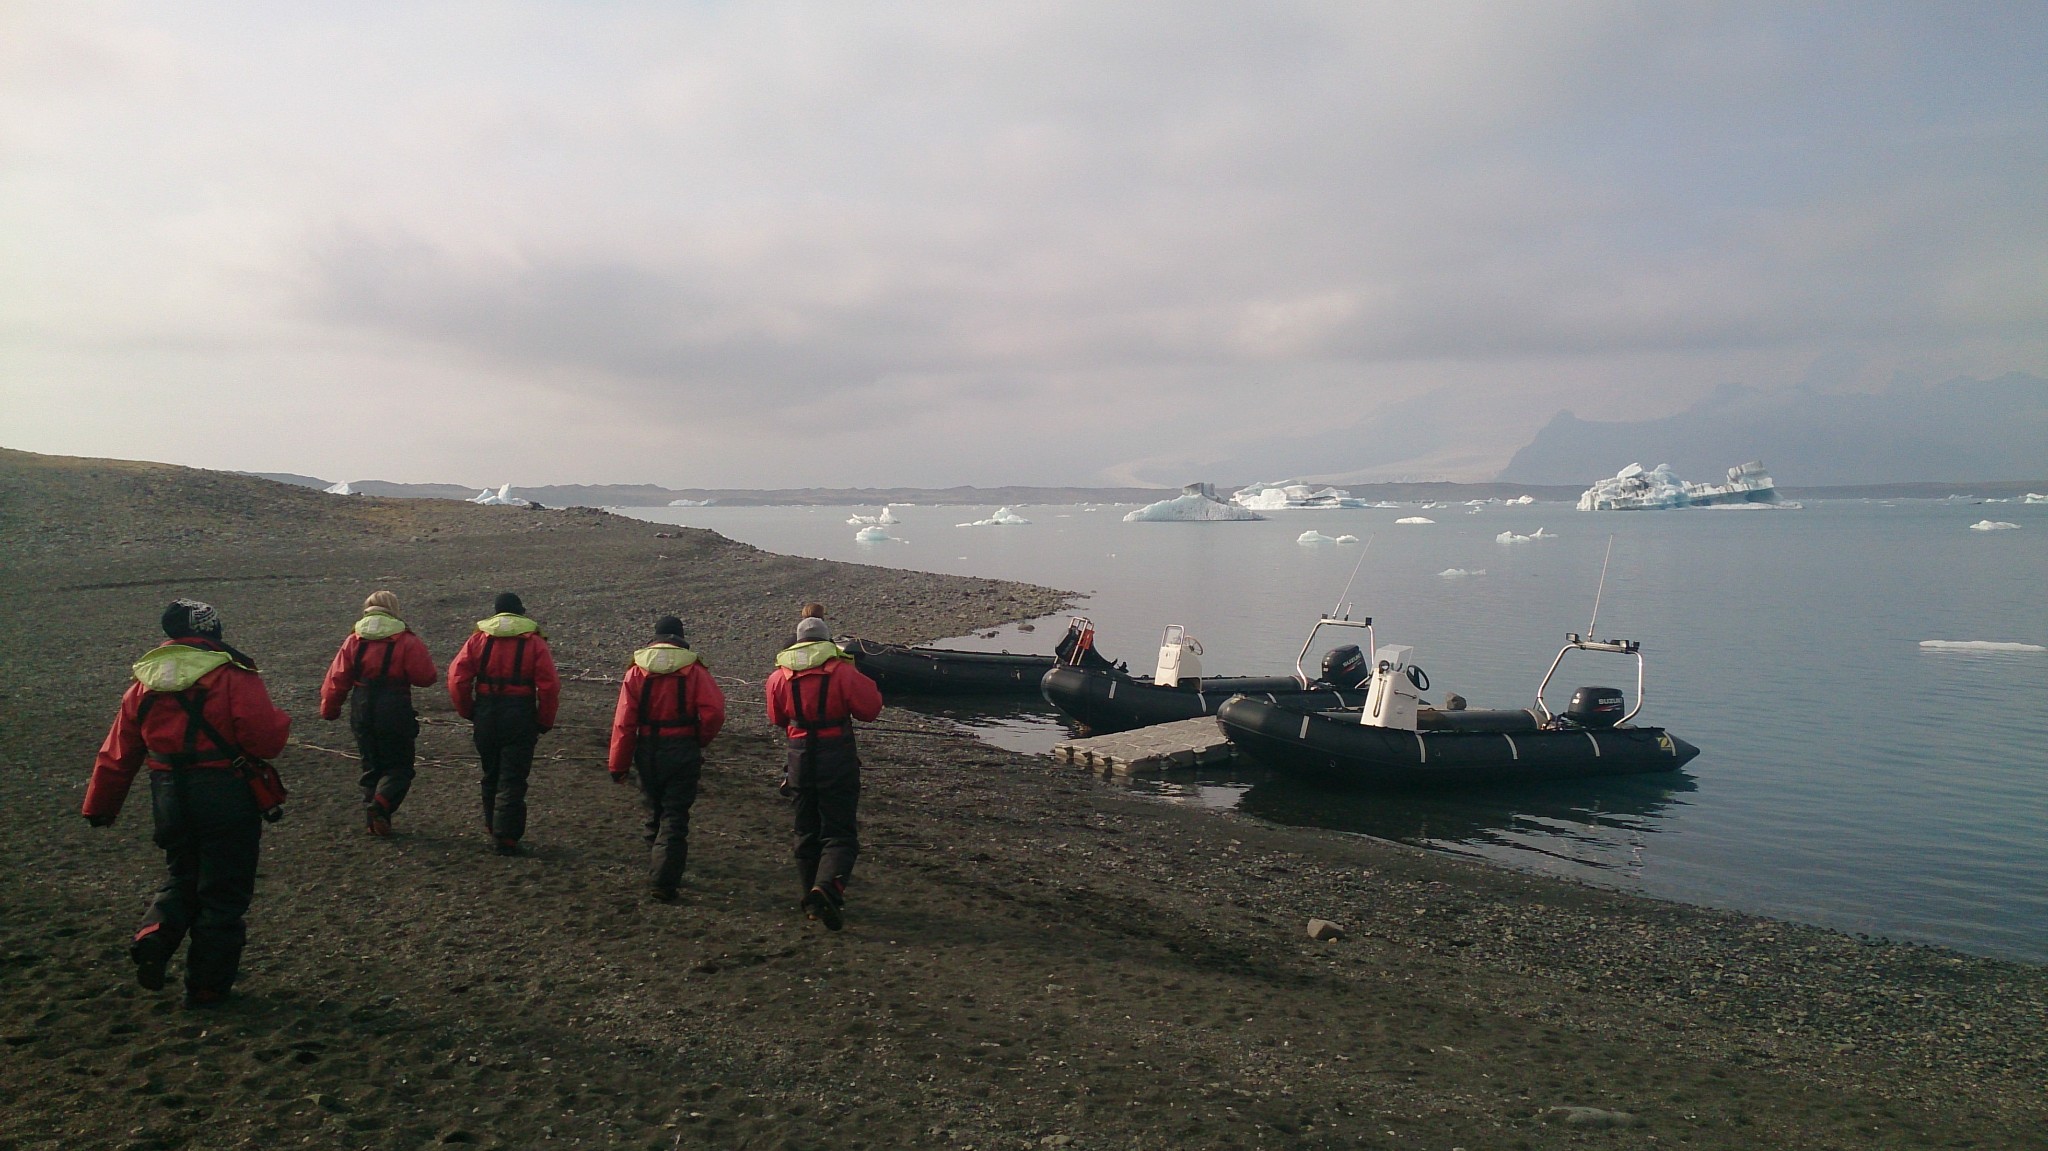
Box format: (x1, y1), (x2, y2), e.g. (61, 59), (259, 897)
(1565, 686), (1625, 728)
(1320, 645), (1371, 690)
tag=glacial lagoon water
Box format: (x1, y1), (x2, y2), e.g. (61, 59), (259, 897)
(619, 498), (2048, 964)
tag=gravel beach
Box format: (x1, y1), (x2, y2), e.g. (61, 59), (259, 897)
(1, 447), (2042, 1150)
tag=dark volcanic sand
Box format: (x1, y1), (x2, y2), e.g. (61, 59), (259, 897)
(1, 447), (2043, 1151)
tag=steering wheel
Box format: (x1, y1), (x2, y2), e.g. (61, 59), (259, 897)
(1405, 664), (1430, 691)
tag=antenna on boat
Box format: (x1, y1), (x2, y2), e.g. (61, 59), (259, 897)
(1587, 535), (1614, 640)
(1332, 535), (1373, 618)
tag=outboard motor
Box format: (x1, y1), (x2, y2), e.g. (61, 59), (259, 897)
(1320, 644), (1370, 690)
(1564, 686), (1626, 728)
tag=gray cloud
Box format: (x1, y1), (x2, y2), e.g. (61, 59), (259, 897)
(4, 3), (2045, 485)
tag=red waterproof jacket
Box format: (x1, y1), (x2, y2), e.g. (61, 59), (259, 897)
(85, 639), (293, 820)
(447, 616), (560, 729)
(319, 627), (437, 720)
(607, 644), (727, 775)
(765, 654), (883, 741)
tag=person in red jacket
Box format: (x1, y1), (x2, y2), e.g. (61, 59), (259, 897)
(764, 614), (882, 930)
(84, 599), (292, 1007)
(607, 616), (726, 901)
(447, 592), (560, 855)
(319, 590), (438, 836)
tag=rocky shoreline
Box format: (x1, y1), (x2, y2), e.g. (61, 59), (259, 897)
(1, 447), (2042, 1150)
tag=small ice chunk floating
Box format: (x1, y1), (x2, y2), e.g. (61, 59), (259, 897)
(1578, 461), (1796, 511)
(957, 506), (1032, 527)
(1920, 640), (2046, 653)
(1969, 520), (2020, 531)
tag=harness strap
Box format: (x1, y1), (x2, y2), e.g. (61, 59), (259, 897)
(140, 687), (241, 769)
(634, 670), (698, 739)
(475, 635), (535, 695)
(352, 636), (405, 692)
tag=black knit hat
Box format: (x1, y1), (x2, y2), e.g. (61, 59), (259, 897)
(493, 592), (525, 616)
(652, 615), (687, 643)
(162, 598), (222, 639)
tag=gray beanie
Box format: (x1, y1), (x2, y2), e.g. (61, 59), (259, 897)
(795, 616), (831, 642)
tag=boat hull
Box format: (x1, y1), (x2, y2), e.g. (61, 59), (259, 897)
(845, 639), (1057, 695)
(1216, 695), (1699, 786)
(1041, 666), (1368, 735)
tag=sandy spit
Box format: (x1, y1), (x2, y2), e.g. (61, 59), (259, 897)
(0, 447), (2042, 1151)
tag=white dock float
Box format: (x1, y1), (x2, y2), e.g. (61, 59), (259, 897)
(1050, 716), (1238, 776)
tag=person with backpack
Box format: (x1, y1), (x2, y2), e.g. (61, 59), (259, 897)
(83, 599), (292, 1007)
(319, 590), (438, 836)
(606, 616), (726, 901)
(764, 614), (882, 930)
(447, 592), (560, 855)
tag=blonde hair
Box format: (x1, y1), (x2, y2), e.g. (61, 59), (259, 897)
(363, 590), (400, 615)
(801, 601), (826, 619)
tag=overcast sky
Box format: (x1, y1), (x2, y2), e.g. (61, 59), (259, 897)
(4, 3), (2044, 488)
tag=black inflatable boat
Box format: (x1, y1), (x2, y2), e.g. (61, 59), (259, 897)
(1039, 617), (1377, 735)
(1216, 633), (1700, 786)
(845, 618), (1121, 696)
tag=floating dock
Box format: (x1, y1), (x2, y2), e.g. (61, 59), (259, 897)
(1049, 716), (1238, 776)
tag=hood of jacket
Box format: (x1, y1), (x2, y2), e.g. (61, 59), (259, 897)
(132, 644), (234, 692)
(354, 610), (409, 640)
(475, 613), (541, 638)
(775, 640), (848, 672)
(633, 643), (700, 674)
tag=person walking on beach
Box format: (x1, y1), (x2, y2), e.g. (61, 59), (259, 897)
(765, 613), (882, 930)
(448, 592), (560, 855)
(319, 591), (438, 836)
(607, 616), (726, 901)
(83, 599), (292, 1007)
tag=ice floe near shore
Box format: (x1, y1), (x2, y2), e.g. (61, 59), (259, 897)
(1969, 520), (2021, 531)
(1496, 527), (1556, 544)
(1920, 640), (2046, 652)
(847, 506), (903, 525)
(1394, 516), (1433, 525)
(669, 498), (711, 507)
(956, 506), (1031, 527)
(1295, 531), (1360, 545)
(470, 484), (528, 506)
(854, 525), (901, 543)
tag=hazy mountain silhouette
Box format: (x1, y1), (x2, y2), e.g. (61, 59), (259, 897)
(1496, 373), (2048, 486)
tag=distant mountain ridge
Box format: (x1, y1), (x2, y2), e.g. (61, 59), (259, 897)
(1496, 373), (2048, 486)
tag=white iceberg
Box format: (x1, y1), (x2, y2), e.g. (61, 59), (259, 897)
(1124, 484), (1265, 522)
(667, 498), (710, 507)
(1969, 520), (2021, 531)
(1394, 516), (1434, 525)
(470, 484), (529, 506)
(1579, 460), (1790, 511)
(1231, 480), (1366, 510)
(1919, 639), (2046, 652)
(879, 506), (900, 525)
(1439, 568), (1486, 578)
(2024, 493), (2047, 503)
(854, 525), (899, 543)
(956, 506), (1032, 527)
(323, 481), (355, 495)
(1506, 495), (1535, 505)
(1295, 531), (1361, 545)
(1496, 527), (1556, 544)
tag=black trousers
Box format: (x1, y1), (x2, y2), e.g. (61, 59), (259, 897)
(787, 739), (860, 893)
(142, 768), (263, 996)
(353, 722), (418, 813)
(473, 696), (539, 841)
(637, 743), (703, 889)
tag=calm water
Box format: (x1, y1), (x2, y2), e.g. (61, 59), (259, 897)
(620, 499), (2048, 964)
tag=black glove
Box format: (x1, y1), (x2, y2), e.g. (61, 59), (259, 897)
(85, 813), (117, 828)
(610, 770), (629, 786)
